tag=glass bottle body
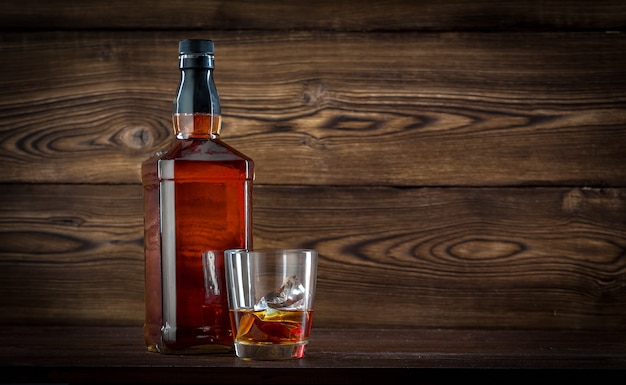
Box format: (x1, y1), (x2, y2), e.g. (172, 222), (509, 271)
(142, 113), (254, 354)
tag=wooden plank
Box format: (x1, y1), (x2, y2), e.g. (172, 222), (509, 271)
(1, 31), (625, 186)
(1, 0), (625, 31)
(256, 185), (626, 330)
(1, 184), (624, 329)
(0, 184), (145, 325)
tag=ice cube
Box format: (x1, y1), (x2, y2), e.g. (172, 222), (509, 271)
(254, 275), (307, 311)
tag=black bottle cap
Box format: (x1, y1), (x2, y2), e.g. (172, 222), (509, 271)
(179, 39), (214, 55)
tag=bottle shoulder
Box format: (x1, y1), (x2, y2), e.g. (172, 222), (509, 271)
(144, 138), (253, 163)
(141, 138), (255, 183)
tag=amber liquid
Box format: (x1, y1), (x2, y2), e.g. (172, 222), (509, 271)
(230, 309), (313, 346)
(142, 114), (253, 353)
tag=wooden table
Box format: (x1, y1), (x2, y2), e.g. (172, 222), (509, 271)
(1, 326), (625, 383)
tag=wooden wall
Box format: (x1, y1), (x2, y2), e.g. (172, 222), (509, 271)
(1, 0), (625, 331)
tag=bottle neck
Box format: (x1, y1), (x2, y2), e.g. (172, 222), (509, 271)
(173, 60), (221, 139)
(172, 113), (221, 139)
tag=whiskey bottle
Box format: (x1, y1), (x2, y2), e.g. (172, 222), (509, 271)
(142, 39), (254, 354)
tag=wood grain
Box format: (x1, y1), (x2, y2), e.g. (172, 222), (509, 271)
(0, 31), (624, 186)
(0, 184), (144, 325)
(1, 184), (624, 329)
(0, 0), (625, 337)
(1, 0), (625, 31)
